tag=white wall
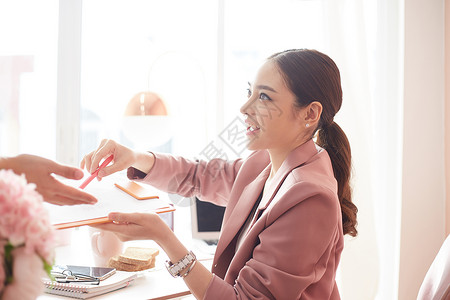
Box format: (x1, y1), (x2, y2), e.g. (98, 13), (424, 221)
(399, 0), (447, 299)
(445, 0), (450, 237)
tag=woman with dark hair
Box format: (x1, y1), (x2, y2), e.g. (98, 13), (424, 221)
(82, 49), (358, 299)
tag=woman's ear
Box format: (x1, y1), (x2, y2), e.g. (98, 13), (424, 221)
(303, 101), (322, 126)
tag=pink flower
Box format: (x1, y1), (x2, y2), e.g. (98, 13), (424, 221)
(0, 169), (56, 297)
(0, 170), (54, 262)
(1, 247), (46, 300)
(24, 216), (55, 263)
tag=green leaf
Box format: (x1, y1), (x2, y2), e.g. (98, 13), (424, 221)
(43, 259), (55, 281)
(4, 242), (14, 284)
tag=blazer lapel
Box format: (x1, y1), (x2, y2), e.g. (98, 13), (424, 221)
(213, 165), (270, 270)
(254, 140), (319, 221)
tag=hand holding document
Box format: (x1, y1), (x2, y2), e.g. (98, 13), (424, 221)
(45, 174), (175, 230)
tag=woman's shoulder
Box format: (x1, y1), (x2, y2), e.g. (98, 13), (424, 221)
(266, 175), (341, 230)
(273, 148), (339, 211)
(281, 161), (338, 195)
(286, 142), (336, 189)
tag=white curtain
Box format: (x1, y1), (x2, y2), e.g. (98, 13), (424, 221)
(322, 1), (403, 299)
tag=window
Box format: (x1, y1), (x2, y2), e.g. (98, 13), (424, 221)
(80, 0), (218, 161)
(78, 0), (325, 162)
(1, 0), (324, 162)
(0, 0), (59, 158)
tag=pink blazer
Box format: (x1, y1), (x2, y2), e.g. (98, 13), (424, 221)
(133, 139), (343, 299)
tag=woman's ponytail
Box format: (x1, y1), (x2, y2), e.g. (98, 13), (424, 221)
(269, 49), (358, 237)
(317, 122), (358, 236)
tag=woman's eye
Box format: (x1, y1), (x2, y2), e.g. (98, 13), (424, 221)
(246, 88), (252, 98)
(259, 93), (271, 101)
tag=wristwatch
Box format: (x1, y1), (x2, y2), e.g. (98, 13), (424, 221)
(165, 251), (197, 278)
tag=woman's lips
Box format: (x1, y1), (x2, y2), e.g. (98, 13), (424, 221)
(246, 124), (260, 136)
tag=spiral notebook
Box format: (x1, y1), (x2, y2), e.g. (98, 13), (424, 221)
(42, 271), (137, 299)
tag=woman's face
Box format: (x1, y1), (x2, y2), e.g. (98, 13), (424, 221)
(240, 60), (308, 153)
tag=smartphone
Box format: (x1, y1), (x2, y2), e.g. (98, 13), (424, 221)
(53, 265), (116, 281)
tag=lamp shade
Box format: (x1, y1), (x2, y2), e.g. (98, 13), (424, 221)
(121, 92), (172, 149)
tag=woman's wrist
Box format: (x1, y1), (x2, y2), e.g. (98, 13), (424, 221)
(155, 225), (190, 263)
(131, 151), (155, 174)
(154, 217), (212, 299)
(0, 156), (15, 171)
(0, 157), (7, 170)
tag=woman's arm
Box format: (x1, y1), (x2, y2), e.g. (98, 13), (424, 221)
(81, 139), (243, 206)
(93, 212), (213, 299)
(134, 153), (243, 206)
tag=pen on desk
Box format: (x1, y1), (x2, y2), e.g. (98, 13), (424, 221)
(79, 155), (114, 189)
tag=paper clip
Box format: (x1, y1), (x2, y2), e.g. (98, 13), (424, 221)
(51, 269), (100, 285)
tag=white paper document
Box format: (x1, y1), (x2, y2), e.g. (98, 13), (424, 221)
(44, 174), (174, 228)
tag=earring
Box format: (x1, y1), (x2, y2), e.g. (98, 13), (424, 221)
(305, 123), (310, 128)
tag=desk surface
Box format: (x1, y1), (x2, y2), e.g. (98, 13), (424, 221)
(38, 260), (211, 300)
(37, 226), (214, 300)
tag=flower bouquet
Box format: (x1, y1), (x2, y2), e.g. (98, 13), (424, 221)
(0, 169), (55, 300)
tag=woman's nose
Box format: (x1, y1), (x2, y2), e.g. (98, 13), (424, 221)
(240, 96), (255, 116)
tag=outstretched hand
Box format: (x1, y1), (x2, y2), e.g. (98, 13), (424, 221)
(3, 154), (98, 206)
(92, 212), (172, 244)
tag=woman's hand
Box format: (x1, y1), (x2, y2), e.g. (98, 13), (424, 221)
(81, 139), (155, 179)
(94, 211), (214, 300)
(92, 212), (172, 245)
(0, 154), (97, 205)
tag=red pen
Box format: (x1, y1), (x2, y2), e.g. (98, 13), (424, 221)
(79, 155), (114, 189)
